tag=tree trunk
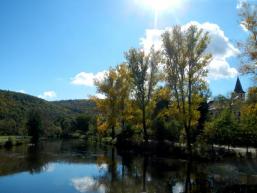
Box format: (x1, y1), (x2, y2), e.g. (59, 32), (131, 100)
(142, 106), (148, 143)
(187, 72), (192, 155)
(111, 125), (115, 140)
(122, 119), (125, 132)
(185, 126), (192, 155)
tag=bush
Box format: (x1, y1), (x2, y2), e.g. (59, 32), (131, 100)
(4, 136), (15, 147)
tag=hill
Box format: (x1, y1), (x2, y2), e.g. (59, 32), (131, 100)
(0, 90), (96, 136)
(51, 99), (96, 115)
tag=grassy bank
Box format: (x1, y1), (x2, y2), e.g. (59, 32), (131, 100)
(0, 136), (30, 148)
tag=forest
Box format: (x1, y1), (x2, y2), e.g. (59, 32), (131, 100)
(0, 90), (96, 140)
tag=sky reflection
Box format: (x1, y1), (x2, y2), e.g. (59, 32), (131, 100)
(71, 176), (105, 193)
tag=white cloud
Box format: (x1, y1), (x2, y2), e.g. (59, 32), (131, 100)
(97, 163), (108, 170)
(140, 29), (163, 53)
(42, 163), (55, 173)
(95, 93), (106, 99)
(208, 59), (238, 80)
(71, 177), (105, 193)
(18, 90), (26, 94)
(237, 0), (247, 10)
(240, 22), (248, 32)
(140, 21), (239, 80)
(237, 0), (248, 32)
(71, 71), (107, 87)
(38, 90), (57, 100)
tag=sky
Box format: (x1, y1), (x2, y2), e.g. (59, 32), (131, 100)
(0, 0), (254, 100)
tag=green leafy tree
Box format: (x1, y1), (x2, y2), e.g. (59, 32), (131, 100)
(125, 48), (160, 142)
(59, 117), (74, 138)
(27, 110), (42, 143)
(239, 104), (257, 151)
(204, 109), (237, 148)
(75, 115), (91, 133)
(162, 25), (212, 153)
(239, 87), (257, 151)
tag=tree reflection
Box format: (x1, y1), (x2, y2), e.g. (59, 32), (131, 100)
(142, 155), (148, 193)
(109, 147), (118, 191)
(185, 159), (192, 193)
(26, 145), (47, 174)
(1, 141), (257, 193)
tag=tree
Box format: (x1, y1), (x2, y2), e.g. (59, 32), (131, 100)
(125, 48), (160, 142)
(115, 64), (132, 132)
(246, 86), (257, 103)
(240, 103), (257, 151)
(238, 1), (257, 81)
(75, 114), (91, 133)
(94, 68), (119, 140)
(239, 87), (257, 151)
(204, 109), (237, 149)
(94, 64), (132, 141)
(59, 117), (74, 138)
(27, 110), (42, 143)
(162, 25), (212, 153)
(151, 87), (171, 142)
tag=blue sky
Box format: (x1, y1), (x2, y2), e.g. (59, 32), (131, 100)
(0, 0), (254, 100)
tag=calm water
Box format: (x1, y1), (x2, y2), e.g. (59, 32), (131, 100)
(1, 140), (257, 193)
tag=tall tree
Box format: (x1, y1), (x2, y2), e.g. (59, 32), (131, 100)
(94, 64), (132, 140)
(125, 48), (160, 142)
(239, 86), (257, 151)
(115, 64), (132, 132)
(162, 25), (212, 153)
(238, 1), (257, 81)
(94, 68), (119, 140)
(27, 110), (42, 144)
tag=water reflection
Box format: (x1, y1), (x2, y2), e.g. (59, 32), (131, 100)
(71, 176), (106, 193)
(0, 140), (257, 193)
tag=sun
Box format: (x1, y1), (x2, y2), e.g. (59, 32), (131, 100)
(137, 0), (182, 12)
(134, 0), (184, 28)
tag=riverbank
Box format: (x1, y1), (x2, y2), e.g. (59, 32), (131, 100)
(114, 138), (257, 161)
(0, 136), (30, 148)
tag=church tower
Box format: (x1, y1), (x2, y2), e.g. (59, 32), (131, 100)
(233, 77), (245, 101)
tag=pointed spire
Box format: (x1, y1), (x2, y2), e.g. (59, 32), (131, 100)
(234, 77), (245, 93)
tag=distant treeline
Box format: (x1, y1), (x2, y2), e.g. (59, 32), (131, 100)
(0, 90), (97, 138)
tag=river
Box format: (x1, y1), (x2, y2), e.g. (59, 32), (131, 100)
(0, 140), (257, 193)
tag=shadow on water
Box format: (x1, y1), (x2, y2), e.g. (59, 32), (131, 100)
(1, 140), (257, 193)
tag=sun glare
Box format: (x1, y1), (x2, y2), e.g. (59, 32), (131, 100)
(135, 0), (183, 28)
(137, 0), (182, 12)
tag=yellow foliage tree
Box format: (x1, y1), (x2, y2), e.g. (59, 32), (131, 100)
(162, 25), (212, 153)
(93, 64), (132, 140)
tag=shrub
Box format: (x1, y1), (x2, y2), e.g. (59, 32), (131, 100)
(4, 136), (15, 147)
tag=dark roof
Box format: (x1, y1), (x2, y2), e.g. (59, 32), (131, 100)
(234, 77), (245, 93)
